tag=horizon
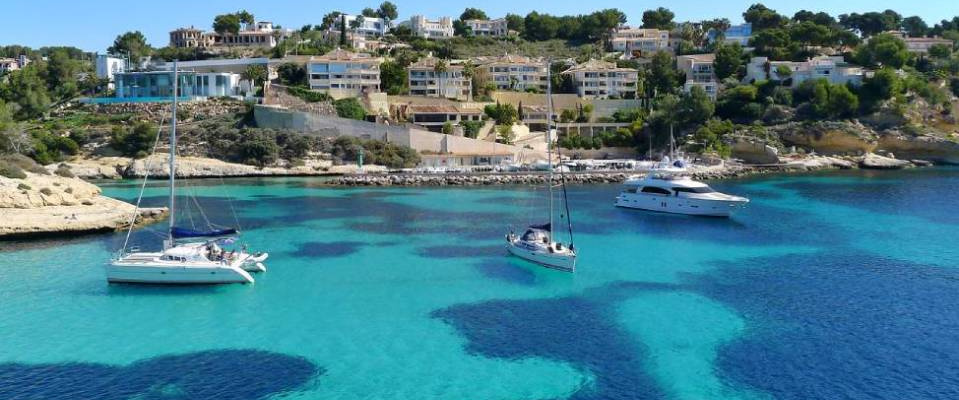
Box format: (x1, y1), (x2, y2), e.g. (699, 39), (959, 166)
(3, 0), (959, 52)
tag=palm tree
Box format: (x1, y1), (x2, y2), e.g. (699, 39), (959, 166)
(461, 59), (475, 101)
(242, 65), (268, 96)
(434, 59), (448, 99)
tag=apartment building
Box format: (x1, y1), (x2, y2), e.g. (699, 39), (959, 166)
(169, 22), (291, 49)
(408, 56), (471, 101)
(308, 49), (383, 99)
(406, 15), (454, 39)
(745, 56), (865, 88)
(464, 18), (509, 37)
(708, 23), (753, 47)
(562, 60), (639, 99)
(475, 54), (548, 92)
(884, 31), (955, 54)
(677, 54), (718, 98)
(610, 27), (670, 57)
(340, 14), (390, 37)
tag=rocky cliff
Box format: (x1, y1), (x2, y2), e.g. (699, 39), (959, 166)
(0, 173), (166, 238)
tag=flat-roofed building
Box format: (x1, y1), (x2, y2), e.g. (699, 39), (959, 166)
(677, 53), (718, 98)
(708, 23), (753, 47)
(96, 54), (127, 89)
(562, 60), (639, 99)
(475, 54), (548, 92)
(169, 22), (291, 49)
(402, 104), (484, 132)
(340, 14), (390, 37)
(307, 49), (382, 99)
(408, 56), (471, 100)
(611, 27), (670, 58)
(884, 31), (955, 54)
(406, 15), (454, 39)
(114, 71), (242, 99)
(745, 56), (865, 88)
(464, 18), (509, 37)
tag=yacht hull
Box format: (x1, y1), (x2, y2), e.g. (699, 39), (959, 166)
(506, 241), (576, 273)
(615, 194), (747, 217)
(106, 263), (254, 285)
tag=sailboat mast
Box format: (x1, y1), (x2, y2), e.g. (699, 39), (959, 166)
(546, 61), (554, 233)
(168, 61), (178, 243)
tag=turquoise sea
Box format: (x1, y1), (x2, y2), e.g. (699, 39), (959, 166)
(2, 168), (959, 399)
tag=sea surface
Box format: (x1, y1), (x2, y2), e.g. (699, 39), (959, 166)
(2, 168), (958, 400)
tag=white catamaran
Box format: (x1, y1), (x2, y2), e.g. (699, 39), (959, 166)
(106, 61), (268, 285)
(506, 65), (577, 273)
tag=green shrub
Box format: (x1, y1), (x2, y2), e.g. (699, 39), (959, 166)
(287, 86), (331, 102)
(460, 120), (484, 138)
(333, 98), (367, 120)
(0, 161), (27, 179)
(54, 164), (74, 178)
(110, 122), (158, 158)
(0, 154), (47, 176)
(17, 183), (31, 190)
(329, 136), (420, 168)
(39, 187), (53, 195)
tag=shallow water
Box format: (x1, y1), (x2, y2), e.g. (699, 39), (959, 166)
(2, 168), (958, 399)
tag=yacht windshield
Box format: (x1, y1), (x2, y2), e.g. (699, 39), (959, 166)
(673, 187), (715, 194)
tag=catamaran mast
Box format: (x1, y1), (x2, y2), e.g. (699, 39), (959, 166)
(168, 60), (178, 245)
(546, 61), (554, 234)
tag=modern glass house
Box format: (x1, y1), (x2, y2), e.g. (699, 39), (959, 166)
(114, 71), (241, 100)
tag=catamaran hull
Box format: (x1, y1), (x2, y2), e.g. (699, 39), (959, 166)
(506, 243), (576, 273)
(615, 194), (747, 217)
(241, 253), (269, 273)
(106, 264), (254, 285)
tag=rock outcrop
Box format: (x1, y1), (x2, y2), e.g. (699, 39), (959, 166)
(54, 156), (376, 180)
(860, 153), (914, 169)
(1, 172), (166, 238)
(877, 132), (959, 165)
(774, 121), (878, 155)
(728, 136), (780, 164)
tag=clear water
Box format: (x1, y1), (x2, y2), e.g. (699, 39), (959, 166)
(2, 168), (958, 400)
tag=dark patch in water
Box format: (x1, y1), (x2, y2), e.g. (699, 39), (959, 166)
(292, 241), (366, 258)
(416, 245), (503, 259)
(695, 250), (959, 400)
(0, 349), (322, 400)
(432, 294), (666, 399)
(474, 259), (538, 286)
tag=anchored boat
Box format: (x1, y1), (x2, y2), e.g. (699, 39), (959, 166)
(107, 61), (268, 285)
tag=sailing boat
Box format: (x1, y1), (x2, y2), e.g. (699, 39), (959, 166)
(505, 64), (577, 273)
(106, 61), (268, 285)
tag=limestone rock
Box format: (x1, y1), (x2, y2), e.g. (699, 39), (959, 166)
(729, 136), (780, 164)
(774, 121), (878, 155)
(860, 153), (914, 169)
(877, 132), (959, 165)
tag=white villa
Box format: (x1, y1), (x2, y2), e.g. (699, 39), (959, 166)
(744, 56), (865, 88)
(677, 54), (718, 98)
(95, 54), (127, 89)
(169, 22), (291, 49)
(340, 14), (390, 37)
(475, 54), (548, 92)
(611, 27), (671, 58)
(406, 15), (454, 39)
(307, 49), (383, 99)
(562, 60), (639, 99)
(464, 18), (509, 37)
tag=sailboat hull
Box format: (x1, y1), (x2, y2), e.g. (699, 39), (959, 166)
(106, 262), (254, 285)
(506, 240), (576, 273)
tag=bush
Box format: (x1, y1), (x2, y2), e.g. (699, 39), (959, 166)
(951, 78), (959, 97)
(329, 136), (420, 168)
(235, 129), (280, 166)
(39, 187), (53, 195)
(333, 98), (367, 120)
(54, 163), (74, 178)
(0, 161), (26, 179)
(484, 102), (518, 125)
(286, 86), (331, 102)
(460, 120), (484, 139)
(17, 183), (31, 190)
(0, 153), (47, 177)
(110, 122), (157, 158)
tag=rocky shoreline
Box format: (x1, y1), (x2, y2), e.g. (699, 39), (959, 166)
(1, 172), (167, 239)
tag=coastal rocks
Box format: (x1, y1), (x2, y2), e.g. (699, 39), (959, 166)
(728, 136), (780, 164)
(860, 153), (914, 170)
(774, 121), (878, 155)
(329, 172), (634, 187)
(57, 156), (347, 180)
(0, 172), (166, 238)
(876, 132), (959, 165)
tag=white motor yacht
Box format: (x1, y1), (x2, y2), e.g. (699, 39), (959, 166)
(615, 168), (749, 217)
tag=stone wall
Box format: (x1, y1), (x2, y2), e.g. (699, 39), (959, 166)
(76, 98), (248, 122)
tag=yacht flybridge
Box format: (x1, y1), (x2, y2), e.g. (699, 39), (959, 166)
(107, 61), (268, 285)
(506, 64), (577, 273)
(615, 158), (749, 217)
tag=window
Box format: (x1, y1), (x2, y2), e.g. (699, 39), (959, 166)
(673, 187), (715, 194)
(640, 186), (672, 195)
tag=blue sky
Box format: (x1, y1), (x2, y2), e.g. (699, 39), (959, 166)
(4, 0), (959, 51)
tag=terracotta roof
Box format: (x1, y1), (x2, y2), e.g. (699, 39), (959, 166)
(409, 56), (464, 70)
(406, 104), (482, 114)
(311, 48), (380, 62)
(562, 59), (638, 74)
